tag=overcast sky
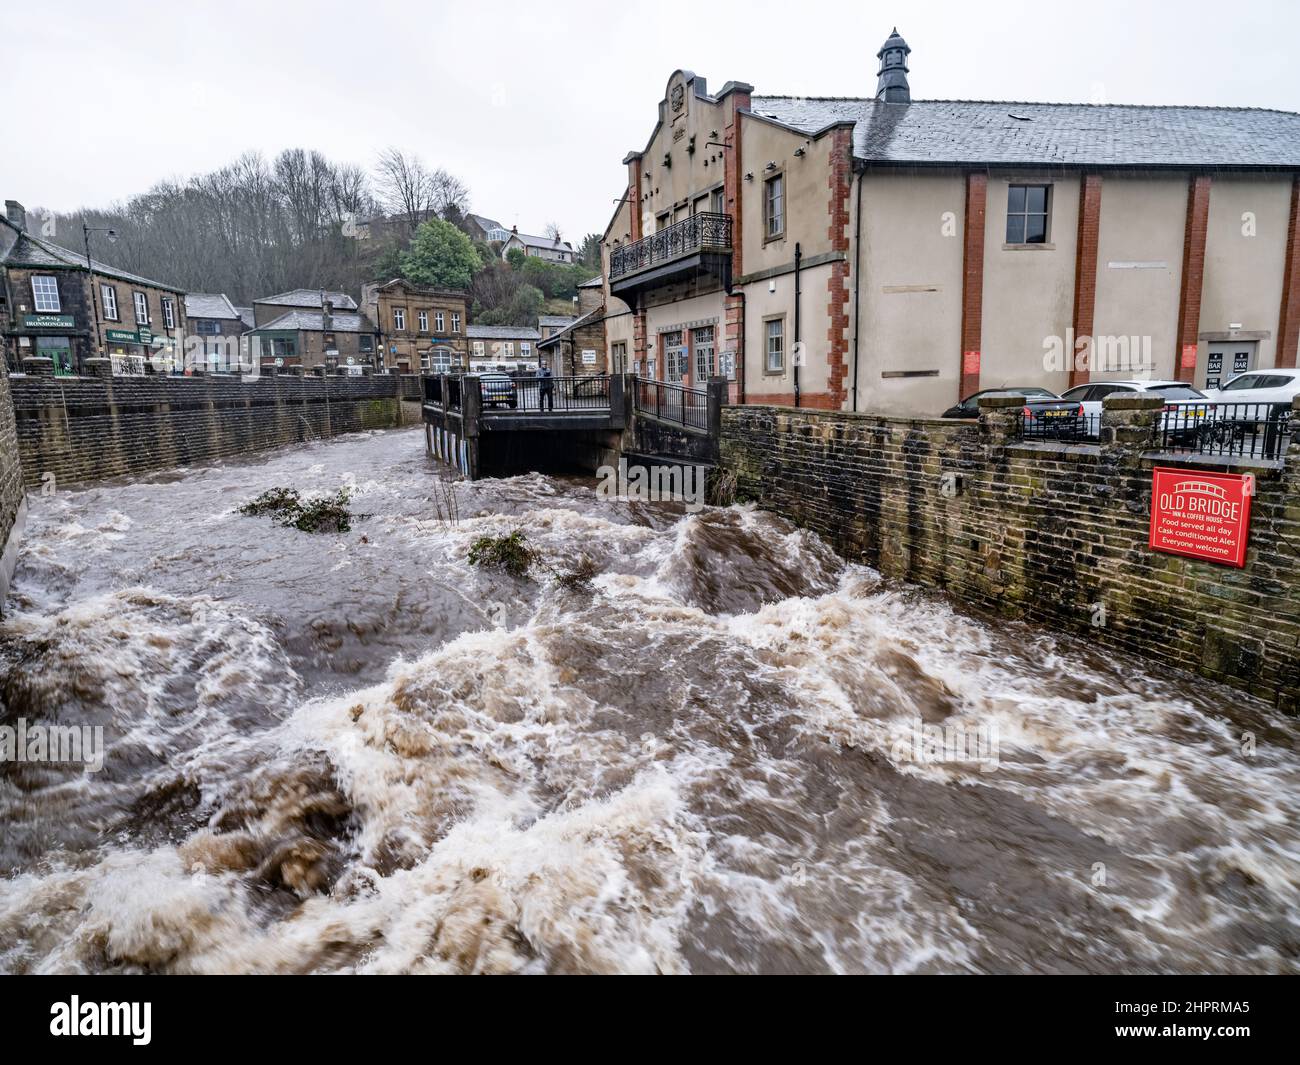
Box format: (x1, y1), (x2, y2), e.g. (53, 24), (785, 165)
(4, 0), (1298, 242)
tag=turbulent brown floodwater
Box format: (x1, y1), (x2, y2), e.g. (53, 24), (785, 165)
(1, 426), (1297, 974)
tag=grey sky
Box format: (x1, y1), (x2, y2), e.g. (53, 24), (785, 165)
(4, 0), (1298, 243)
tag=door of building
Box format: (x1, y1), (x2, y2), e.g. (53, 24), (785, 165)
(1205, 341), (1257, 390)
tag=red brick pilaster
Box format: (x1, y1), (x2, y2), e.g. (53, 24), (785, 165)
(628, 156), (643, 243)
(1175, 174), (1212, 382)
(960, 172), (987, 399)
(825, 126), (853, 410)
(1276, 175), (1300, 369)
(1070, 173), (1103, 388)
(633, 309), (647, 374)
(723, 88), (749, 283)
(723, 86), (749, 402)
(725, 292), (745, 403)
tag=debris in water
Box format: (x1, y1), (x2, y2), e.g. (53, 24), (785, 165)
(239, 486), (364, 534)
(467, 529), (538, 578)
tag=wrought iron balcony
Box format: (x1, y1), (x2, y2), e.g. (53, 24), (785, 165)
(609, 212), (733, 291)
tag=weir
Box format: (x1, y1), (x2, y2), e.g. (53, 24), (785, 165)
(421, 373), (726, 479)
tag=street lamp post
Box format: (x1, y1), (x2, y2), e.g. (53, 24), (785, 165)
(82, 223), (117, 374)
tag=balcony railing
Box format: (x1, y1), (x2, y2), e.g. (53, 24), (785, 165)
(609, 212), (732, 281)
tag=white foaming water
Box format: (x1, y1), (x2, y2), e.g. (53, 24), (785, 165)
(2, 427), (1298, 974)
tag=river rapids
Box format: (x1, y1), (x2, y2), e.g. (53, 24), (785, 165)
(1, 426), (1297, 974)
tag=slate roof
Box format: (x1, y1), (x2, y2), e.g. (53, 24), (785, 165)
(0, 217), (184, 290)
(466, 324), (541, 341)
(255, 288), (358, 310)
(510, 231), (575, 254)
(538, 315), (577, 329)
(537, 308), (602, 348)
(184, 292), (240, 320)
(252, 310), (375, 333)
(748, 97), (1300, 168)
(235, 306), (256, 330)
(467, 214), (506, 234)
(578, 275), (604, 288)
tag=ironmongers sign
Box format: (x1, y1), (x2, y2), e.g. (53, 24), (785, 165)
(1149, 467), (1253, 568)
(22, 314), (75, 329)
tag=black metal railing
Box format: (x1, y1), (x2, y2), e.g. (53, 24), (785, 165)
(1016, 408), (1100, 441)
(422, 374), (462, 411)
(633, 377), (710, 431)
(609, 212), (732, 281)
(422, 374), (442, 406)
(481, 375), (611, 413)
(1157, 401), (1292, 460)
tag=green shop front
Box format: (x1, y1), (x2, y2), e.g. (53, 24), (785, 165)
(17, 313), (79, 375)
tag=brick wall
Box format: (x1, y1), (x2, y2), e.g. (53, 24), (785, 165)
(9, 371), (401, 488)
(721, 396), (1300, 711)
(959, 172), (988, 398)
(0, 356), (26, 607)
(1175, 174), (1212, 381)
(1070, 173), (1103, 388)
(1276, 175), (1300, 369)
(824, 126), (852, 409)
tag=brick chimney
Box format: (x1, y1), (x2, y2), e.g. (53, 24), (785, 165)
(322, 299), (334, 331)
(5, 200), (27, 232)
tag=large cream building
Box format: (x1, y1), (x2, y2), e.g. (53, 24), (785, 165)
(597, 29), (1300, 413)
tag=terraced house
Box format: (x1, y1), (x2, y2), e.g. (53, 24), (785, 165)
(361, 279), (469, 373)
(1, 200), (186, 374)
(598, 29), (1300, 414)
(248, 288), (377, 370)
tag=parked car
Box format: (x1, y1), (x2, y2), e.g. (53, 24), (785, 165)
(480, 373), (517, 409)
(940, 386), (1058, 419)
(1019, 396), (1091, 440)
(1059, 379), (1212, 442)
(1202, 368), (1300, 407)
(1200, 368), (1298, 452)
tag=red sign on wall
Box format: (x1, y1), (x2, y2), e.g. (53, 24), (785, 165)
(1149, 467), (1253, 568)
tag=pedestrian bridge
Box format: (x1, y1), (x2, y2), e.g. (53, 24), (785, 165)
(421, 374), (724, 478)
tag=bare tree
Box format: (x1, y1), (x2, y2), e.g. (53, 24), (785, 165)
(373, 147), (434, 223)
(544, 221), (562, 243)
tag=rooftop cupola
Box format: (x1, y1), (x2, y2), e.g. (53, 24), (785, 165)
(875, 27), (911, 103)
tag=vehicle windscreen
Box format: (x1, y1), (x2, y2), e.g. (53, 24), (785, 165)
(1147, 385), (1205, 399)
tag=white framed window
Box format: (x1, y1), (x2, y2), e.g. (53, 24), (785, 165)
(162, 297), (175, 329)
(101, 283), (118, 320)
(693, 325), (715, 380)
(420, 352), (430, 370)
(133, 291), (150, 324)
(431, 348), (452, 373)
(473, 341), (485, 356)
(765, 317), (784, 372)
(418, 310), (428, 332)
(663, 331), (686, 381)
(394, 307), (406, 330)
(764, 173), (784, 240)
(451, 313), (461, 332)
(435, 311), (445, 331)
(31, 275), (60, 312)
(503, 342), (514, 356)
(520, 342), (531, 357)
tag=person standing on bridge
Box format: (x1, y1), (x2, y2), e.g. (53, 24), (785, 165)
(538, 364), (555, 412)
